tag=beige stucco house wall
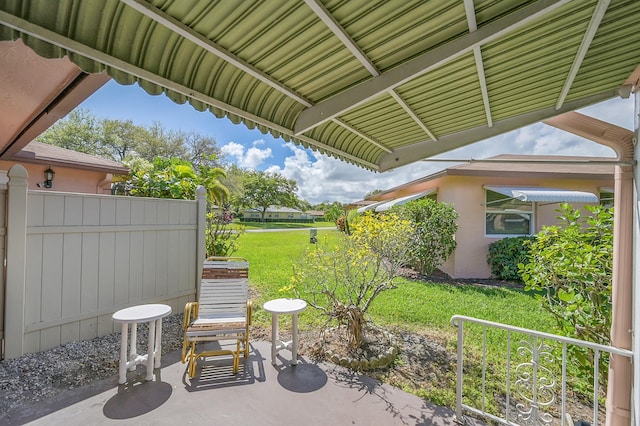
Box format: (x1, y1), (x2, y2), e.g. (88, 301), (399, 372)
(0, 142), (128, 194)
(359, 155), (614, 279)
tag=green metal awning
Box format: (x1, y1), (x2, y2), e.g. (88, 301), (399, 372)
(1, 0), (638, 171)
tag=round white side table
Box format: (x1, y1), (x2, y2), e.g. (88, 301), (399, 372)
(263, 298), (307, 365)
(112, 304), (172, 384)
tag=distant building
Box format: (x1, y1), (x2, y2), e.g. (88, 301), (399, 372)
(240, 206), (313, 223)
(305, 210), (325, 221)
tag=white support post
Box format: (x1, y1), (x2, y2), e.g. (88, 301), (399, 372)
(195, 186), (207, 300)
(4, 165), (29, 359)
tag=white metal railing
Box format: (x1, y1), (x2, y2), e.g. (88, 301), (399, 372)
(450, 315), (633, 426)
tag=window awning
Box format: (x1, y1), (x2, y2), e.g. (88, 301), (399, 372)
(484, 186), (598, 203)
(375, 189), (437, 212)
(356, 201), (386, 213)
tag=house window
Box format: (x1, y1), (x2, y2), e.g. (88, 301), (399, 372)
(600, 189), (614, 208)
(485, 189), (533, 236)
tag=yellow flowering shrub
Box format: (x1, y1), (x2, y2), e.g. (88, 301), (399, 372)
(291, 212), (413, 349)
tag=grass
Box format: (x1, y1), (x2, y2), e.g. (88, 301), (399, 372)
(231, 220), (335, 230)
(235, 228), (555, 333)
(370, 279), (556, 335)
(234, 228), (570, 415)
(235, 229), (341, 326)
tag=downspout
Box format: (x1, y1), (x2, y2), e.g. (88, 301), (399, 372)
(544, 111), (634, 426)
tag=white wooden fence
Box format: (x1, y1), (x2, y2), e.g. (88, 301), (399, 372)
(2, 165), (206, 359)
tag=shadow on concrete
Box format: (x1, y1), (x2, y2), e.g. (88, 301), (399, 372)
(182, 344), (267, 392)
(275, 357), (328, 393)
(103, 377), (172, 420)
(323, 364), (484, 425)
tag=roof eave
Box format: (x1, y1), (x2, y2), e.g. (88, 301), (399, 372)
(448, 169), (614, 180)
(10, 153), (129, 175)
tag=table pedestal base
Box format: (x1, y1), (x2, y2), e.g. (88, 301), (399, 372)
(113, 304), (171, 385)
(270, 312), (301, 365)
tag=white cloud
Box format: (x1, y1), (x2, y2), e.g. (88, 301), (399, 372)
(243, 146), (272, 168)
(221, 140), (272, 169)
(220, 141), (244, 159)
(264, 145), (444, 204)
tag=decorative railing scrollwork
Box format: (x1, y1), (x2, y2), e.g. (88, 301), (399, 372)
(514, 337), (556, 425)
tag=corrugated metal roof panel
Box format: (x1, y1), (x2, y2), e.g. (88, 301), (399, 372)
(400, 54), (486, 132)
(340, 94), (426, 149)
(304, 121), (384, 166)
(1, 0), (638, 171)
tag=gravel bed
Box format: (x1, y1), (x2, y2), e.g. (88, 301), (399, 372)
(0, 314), (187, 419)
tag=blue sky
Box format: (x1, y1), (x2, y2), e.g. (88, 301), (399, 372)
(79, 80), (634, 204)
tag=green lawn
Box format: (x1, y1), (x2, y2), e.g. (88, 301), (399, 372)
(231, 220), (335, 230)
(235, 229), (555, 334)
(235, 229), (340, 326)
(234, 228), (563, 412)
(370, 279), (556, 335)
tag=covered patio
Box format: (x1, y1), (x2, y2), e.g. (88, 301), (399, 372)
(1, 1), (639, 424)
(2, 341), (477, 426)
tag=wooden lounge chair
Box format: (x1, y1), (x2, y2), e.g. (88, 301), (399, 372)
(182, 256), (252, 378)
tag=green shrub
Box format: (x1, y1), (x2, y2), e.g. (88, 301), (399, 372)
(487, 236), (534, 282)
(206, 210), (243, 257)
(393, 199), (458, 275)
(520, 204), (613, 386)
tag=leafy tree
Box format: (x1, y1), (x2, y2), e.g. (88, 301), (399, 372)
(124, 157), (227, 205)
(219, 164), (248, 210)
(520, 203), (613, 384)
(134, 122), (188, 161)
(36, 109), (222, 167)
(323, 202), (344, 223)
(296, 198), (312, 213)
(393, 198), (458, 275)
(36, 109), (102, 155)
(100, 118), (148, 161)
(127, 157), (198, 199)
(239, 171), (298, 221)
(365, 189), (383, 198)
(184, 131), (222, 169)
(291, 212), (413, 349)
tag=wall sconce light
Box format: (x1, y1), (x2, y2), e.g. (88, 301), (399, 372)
(44, 167), (55, 188)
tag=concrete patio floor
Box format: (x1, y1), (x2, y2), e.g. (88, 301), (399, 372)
(3, 341), (481, 425)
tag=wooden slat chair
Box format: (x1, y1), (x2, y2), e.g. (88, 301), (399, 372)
(182, 256), (252, 378)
